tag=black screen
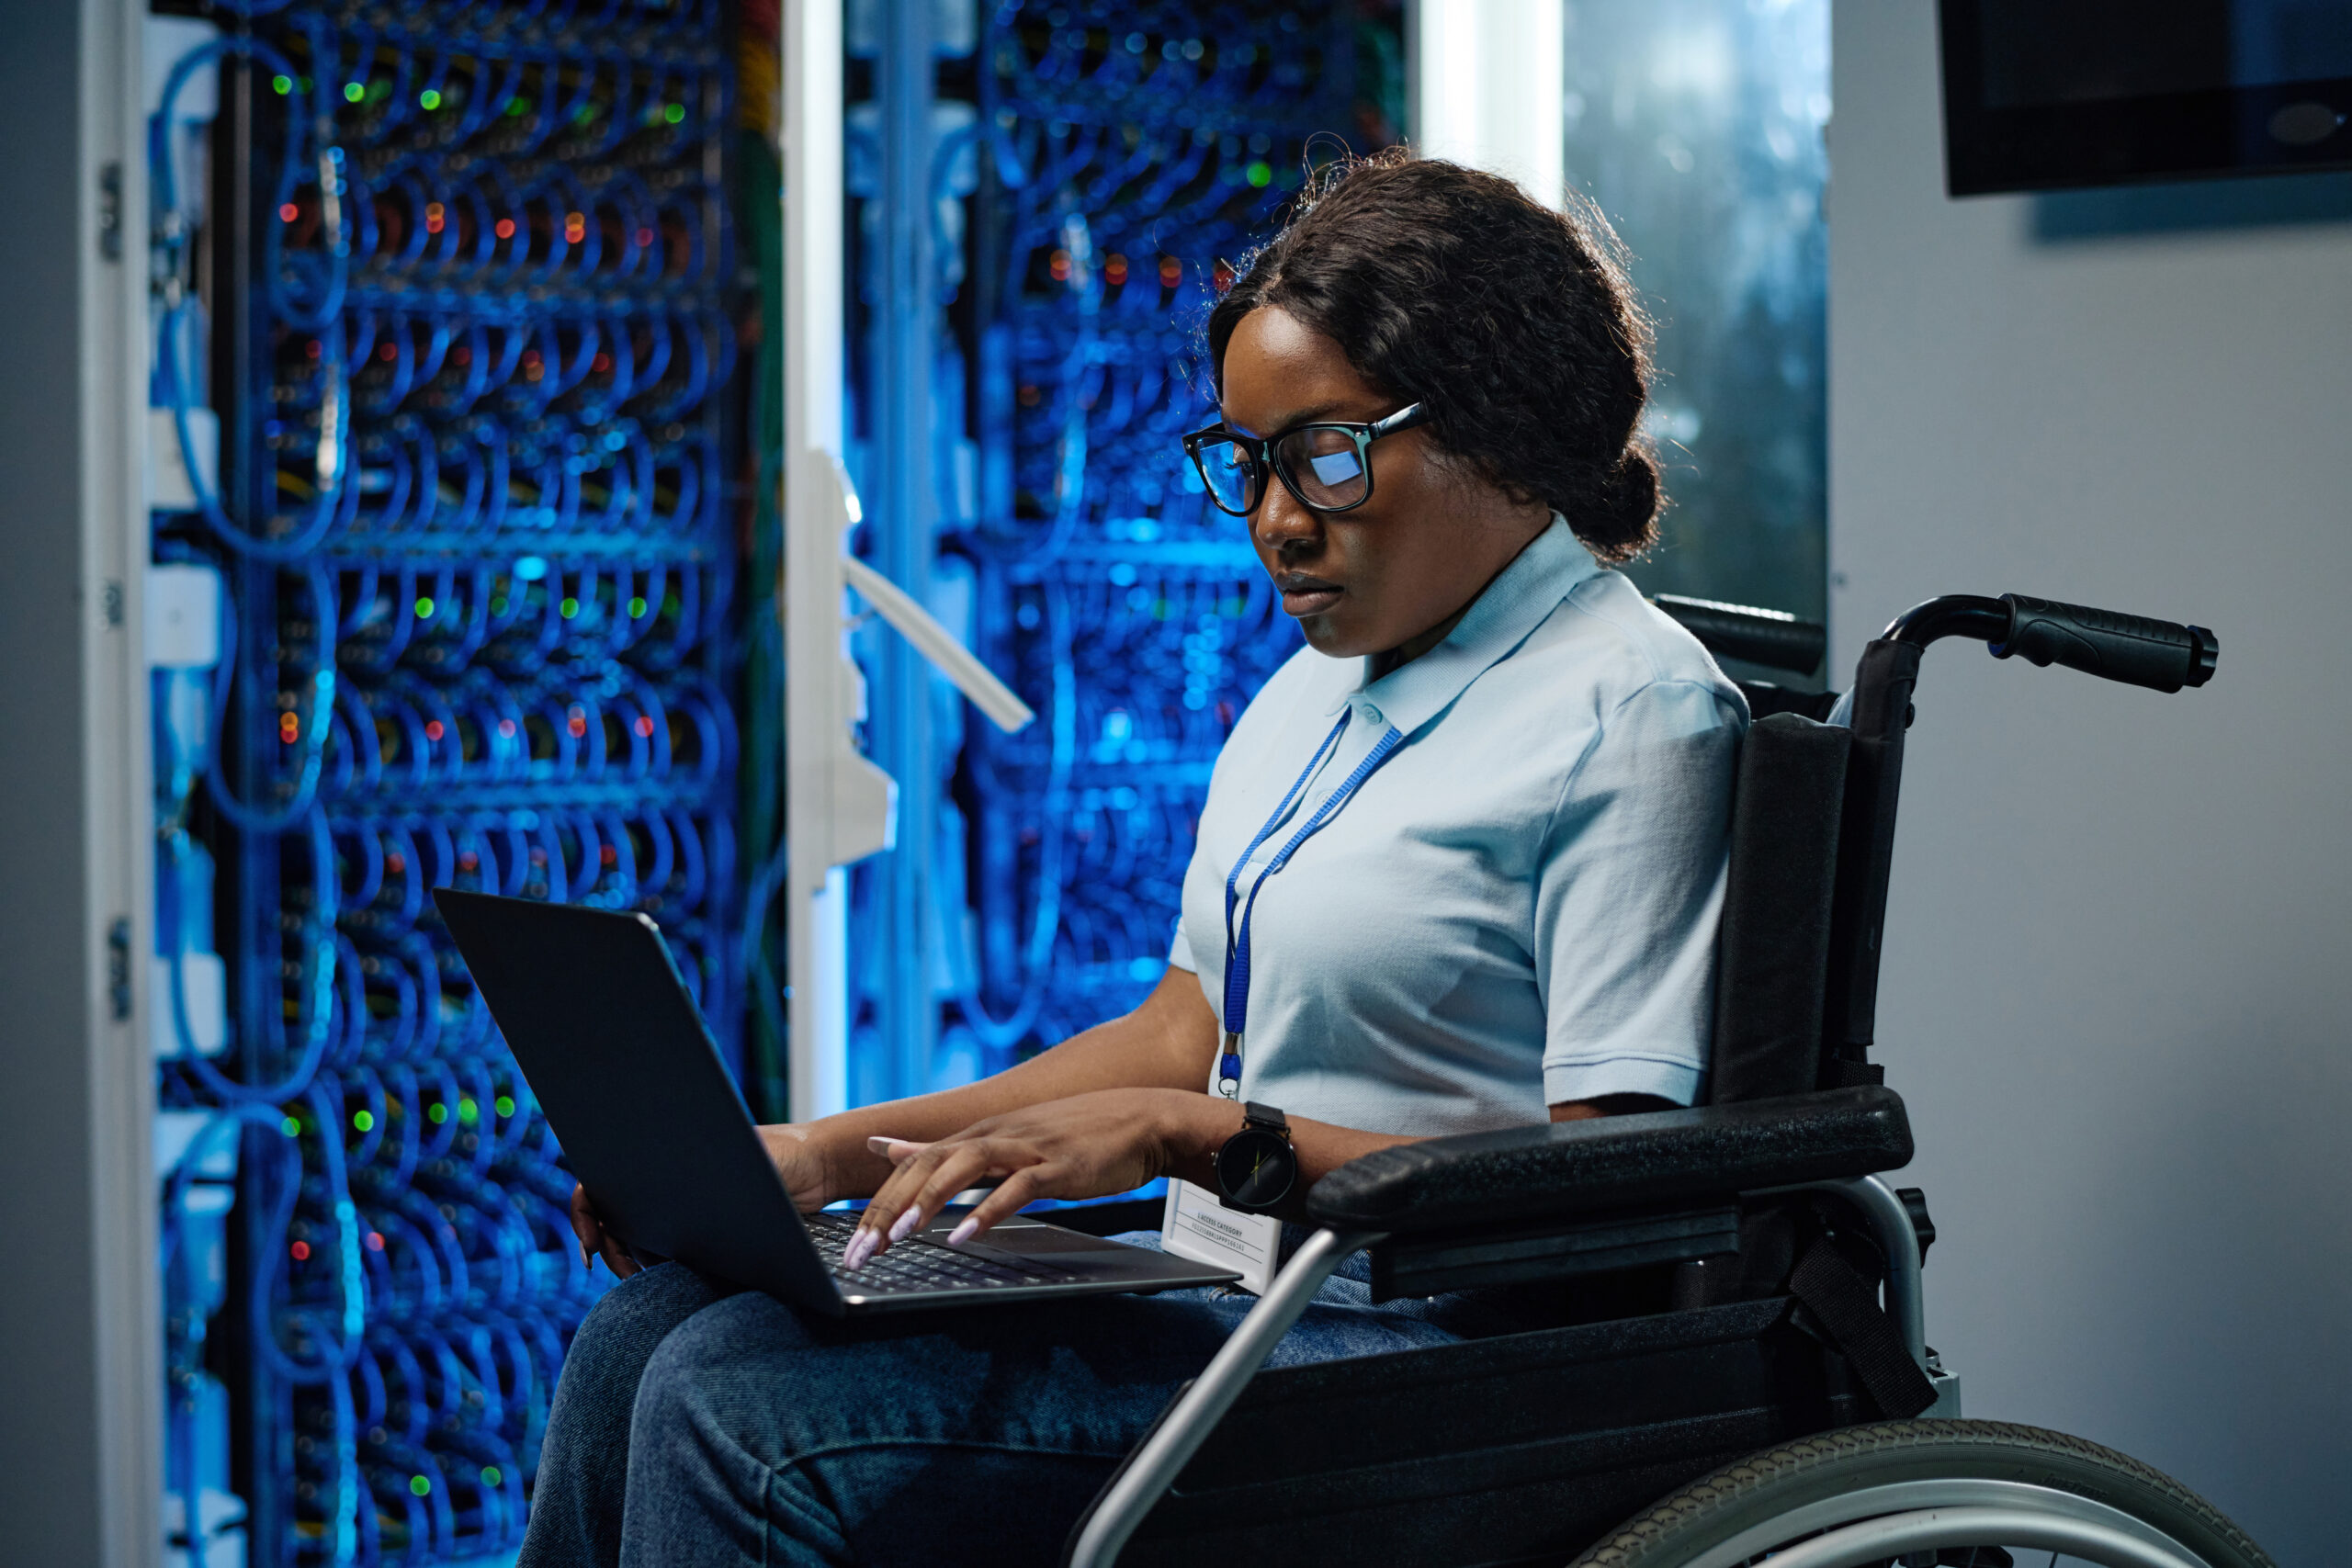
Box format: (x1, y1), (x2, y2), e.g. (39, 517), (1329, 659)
(1979, 1), (2352, 107)
(1942, 0), (2352, 193)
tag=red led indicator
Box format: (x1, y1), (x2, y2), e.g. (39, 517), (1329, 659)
(279, 202), (300, 222)
(424, 720), (446, 741)
(289, 1240), (311, 1261)
(632, 715), (654, 738)
(495, 218), (516, 239)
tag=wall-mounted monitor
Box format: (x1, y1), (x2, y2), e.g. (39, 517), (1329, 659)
(1939, 0), (2352, 195)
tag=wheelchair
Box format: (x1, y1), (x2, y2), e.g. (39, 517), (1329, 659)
(1043, 592), (2267, 1568)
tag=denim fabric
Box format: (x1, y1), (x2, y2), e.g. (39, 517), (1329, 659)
(519, 1235), (1552, 1568)
(520, 1263), (745, 1566)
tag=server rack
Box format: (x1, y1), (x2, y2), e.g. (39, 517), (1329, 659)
(147, 4), (757, 1562)
(848, 0), (1400, 1095)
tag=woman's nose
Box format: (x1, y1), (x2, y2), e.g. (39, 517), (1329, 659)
(1253, 486), (1323, 558)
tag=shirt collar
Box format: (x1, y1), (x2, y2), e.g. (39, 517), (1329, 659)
(1320, 514), (1600, 736)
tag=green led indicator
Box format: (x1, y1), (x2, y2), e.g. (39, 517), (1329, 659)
(628, 595), (648, 617)
(481, 1466), (503, 1487)
(427, 1102), (448, 1124)
(664, 103), (686, 125)
(505, 97), (531, 118)
(494, 1095), (516, 1118)
(1245, 160), (1272, 188)
(559, 596), (579, 618)
(420, 88), (442, 111)
(271, 74), (293, 96)
(353, 1110), (375, 1133)
(344, 82), (366, 104)
(281, 1114), (301, 1135)
(490, 597), (508, 615)
(414, 596), (435, 618)
(409, 1474), (431, 1497)
(458, 1099), (480, 1125)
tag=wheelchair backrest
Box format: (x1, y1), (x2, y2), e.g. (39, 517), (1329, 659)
(1708, 698), (1853, 1103)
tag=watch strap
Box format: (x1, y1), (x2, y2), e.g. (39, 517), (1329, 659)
(1242, 1101), (1289, 1139)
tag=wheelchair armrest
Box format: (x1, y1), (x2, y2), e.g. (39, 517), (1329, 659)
(1304, 1085), (1912, 1235)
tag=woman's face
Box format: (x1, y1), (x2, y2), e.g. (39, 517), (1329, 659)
(1217, 305), (1554, 662)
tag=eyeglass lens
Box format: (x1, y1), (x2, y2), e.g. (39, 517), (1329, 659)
(1280, 427), (1367, 506)
(1196, 437), (1260, 513)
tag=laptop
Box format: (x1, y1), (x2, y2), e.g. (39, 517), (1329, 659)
(434, 889), (1238, 1315)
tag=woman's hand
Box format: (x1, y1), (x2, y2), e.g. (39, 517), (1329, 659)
(757, 1122), (840, 1213)
(569, 1183), (640, 1280)
(568, 1121), (841, 1279)
(842, 1089), (1217, 1269)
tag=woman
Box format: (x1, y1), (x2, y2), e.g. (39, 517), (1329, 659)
(522, 152), (1746, 1567)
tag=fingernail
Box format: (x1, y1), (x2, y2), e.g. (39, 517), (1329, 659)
(842, 1229), (876, 1270)
(947, 1218), (978, 1247)
(887, 1208), (921, 1245)
(866, 1135), (913, 1159)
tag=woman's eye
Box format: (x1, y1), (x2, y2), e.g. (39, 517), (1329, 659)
(1306, 449), (1363, 486)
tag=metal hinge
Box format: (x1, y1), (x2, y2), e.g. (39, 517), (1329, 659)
(107, 917), (132, 1021)
(98, 162), (123, 261)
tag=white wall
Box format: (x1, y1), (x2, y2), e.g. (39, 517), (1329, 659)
(1829, 6), (2352, 1560)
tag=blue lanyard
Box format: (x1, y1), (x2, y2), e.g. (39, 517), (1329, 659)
(1217, 711), (1406, 1097)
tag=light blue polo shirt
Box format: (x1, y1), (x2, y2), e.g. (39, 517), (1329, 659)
(1168, 516), (1747, 1136)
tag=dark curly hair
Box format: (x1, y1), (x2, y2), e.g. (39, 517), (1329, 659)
(1206, 150), (1661, 562)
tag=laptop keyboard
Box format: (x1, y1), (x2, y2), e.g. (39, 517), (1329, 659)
(805, 1211), (1084, 1294)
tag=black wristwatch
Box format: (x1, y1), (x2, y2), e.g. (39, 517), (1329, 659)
(1215, 1102), (1296, 1213)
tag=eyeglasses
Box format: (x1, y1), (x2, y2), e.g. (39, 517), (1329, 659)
(1182, 402), (1431, 517)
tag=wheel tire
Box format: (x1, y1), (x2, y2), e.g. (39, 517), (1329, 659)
(1568, 1420), (2275, 1568)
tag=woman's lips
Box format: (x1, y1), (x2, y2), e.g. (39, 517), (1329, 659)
(1275, 574), (1343, 617)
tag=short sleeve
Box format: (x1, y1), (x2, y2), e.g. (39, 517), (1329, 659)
(1535, 679), (1742, 1107)
(1167, 915), (1197, 974)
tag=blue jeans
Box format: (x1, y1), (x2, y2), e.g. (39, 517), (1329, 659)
(517, 1235), (1549, 1567)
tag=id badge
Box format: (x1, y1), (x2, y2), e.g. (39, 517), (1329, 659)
(1161, 1178), (1280, 1294)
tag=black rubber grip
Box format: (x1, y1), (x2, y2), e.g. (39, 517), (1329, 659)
(1991, 594), (2218, 693)
(1652, 594), (1826, 677)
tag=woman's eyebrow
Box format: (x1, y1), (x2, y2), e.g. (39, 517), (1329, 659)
(1219, 398), (1353, 436)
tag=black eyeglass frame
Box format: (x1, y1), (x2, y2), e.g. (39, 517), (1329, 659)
(1181, 401), (1433, 517)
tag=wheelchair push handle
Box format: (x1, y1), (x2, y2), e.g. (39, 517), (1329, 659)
(1882, 592), (2218, 694)
(1993, 594), (2218, 693)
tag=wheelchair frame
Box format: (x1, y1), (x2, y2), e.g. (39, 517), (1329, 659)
(1060, 592), (2238, 1568)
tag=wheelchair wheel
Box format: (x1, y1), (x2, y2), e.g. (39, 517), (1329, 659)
(1567, 1420), (2274, 1568)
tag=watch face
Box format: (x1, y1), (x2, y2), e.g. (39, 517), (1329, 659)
(1216, 1127), (1296, 1210)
